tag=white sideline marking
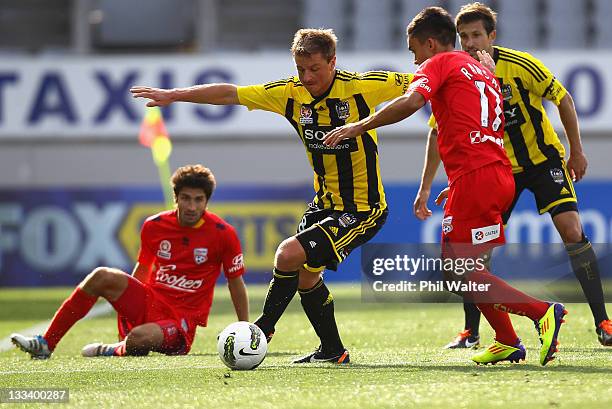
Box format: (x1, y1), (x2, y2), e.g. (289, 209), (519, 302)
(0, 364), (223, 375)
(0, 302), (114, 353)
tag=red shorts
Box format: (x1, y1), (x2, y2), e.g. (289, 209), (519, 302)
(115, 275), (197, 355)
(441, 161), (515, 258)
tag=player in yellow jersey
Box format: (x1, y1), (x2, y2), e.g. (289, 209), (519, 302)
(413, 2), (611, 348)
(131, 28), (413, 363)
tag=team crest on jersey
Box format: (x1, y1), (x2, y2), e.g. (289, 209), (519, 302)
(550, 168), (565, 184)
(157, 240), (172, 259)
(335, 100), (350, 120)
(500, 84), (513, 101)
(299, 105), (313, 124)
(194, 248), (208, 264)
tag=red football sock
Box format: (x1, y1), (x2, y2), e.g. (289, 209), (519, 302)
(476, 303), (518, 346)
(467, 270), (549, 321)
(113, 341), (127, 356)
(43, 287), (98, 351)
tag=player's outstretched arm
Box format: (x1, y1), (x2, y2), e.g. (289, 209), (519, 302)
(323, 91), (426, 147)
(557, 93), (587, 182)
(130, 84), (240, 107)
(414, 128), (441, 221)
(228, 276), (249, 322)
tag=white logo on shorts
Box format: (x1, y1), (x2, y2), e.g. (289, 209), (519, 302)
(471, 224), (501, 244)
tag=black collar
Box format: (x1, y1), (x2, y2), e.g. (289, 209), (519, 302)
(493, 46), (500, 64)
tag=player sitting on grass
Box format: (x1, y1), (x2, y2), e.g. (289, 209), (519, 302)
(11, 164), (249, 359)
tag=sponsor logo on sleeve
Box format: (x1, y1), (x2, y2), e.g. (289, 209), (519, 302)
(227, 253), (244, 273)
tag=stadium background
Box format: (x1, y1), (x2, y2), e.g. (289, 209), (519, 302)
(1, 0), (611, 287)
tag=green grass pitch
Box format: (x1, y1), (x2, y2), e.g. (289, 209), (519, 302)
(1, 285), (611, 409)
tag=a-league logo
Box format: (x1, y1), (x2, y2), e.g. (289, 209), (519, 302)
(157, 240), (172, 259)
(299, 105), (313, 124)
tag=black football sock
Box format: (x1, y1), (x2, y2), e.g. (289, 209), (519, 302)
(463, 301), (481, 337)
(299, 279), (344, 354)
(566, 235), (609, 326)
(254, 268), (298, 335)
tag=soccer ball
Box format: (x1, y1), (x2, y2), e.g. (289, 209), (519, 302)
(217, 321), (267, 370)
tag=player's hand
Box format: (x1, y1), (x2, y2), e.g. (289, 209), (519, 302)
(567, 151), (588, 182)
(434, 187), (450, 206)
(477, 50), (496, 73)
(130, 86), (175, 107)
(324, 123), (364, 147)
(413, 189), (432, 221)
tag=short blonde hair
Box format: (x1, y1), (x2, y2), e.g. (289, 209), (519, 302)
(291, 28), (337, 61)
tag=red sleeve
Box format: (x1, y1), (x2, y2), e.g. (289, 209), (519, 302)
(221, 224), (245, 279)
(407, 56), (443, 102)
(137, 221), (156, 265)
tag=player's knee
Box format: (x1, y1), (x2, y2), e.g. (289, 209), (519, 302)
(82, 267), (114, 295)
(125, 326), (155, 355)
(275, 238), (305, 270)
(298, 270), (321, 289)
(559, 225), (583, 244)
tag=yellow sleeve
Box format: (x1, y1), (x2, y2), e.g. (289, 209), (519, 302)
(359, 71), (414, 106)
(236, 80), (289, 115)
(428, 114), (437, 129)
(521, 52), (567, 106)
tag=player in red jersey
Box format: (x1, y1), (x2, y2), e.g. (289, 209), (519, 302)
(11, 164), (249, 359)
(324, 7), (567, 366)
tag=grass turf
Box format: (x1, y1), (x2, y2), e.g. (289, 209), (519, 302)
(1, 285), (611, 409)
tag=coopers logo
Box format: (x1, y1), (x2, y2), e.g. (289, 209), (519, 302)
(155, 264), (203, 292)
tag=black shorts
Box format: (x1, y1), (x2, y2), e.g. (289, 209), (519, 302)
(503, 157), (578, 224)
(295, 204), (388, 272)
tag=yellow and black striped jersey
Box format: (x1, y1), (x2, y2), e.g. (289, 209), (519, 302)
(493, 46), (567, 173)
(237, 70), (413, 212)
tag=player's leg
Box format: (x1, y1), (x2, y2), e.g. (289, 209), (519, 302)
(81, 323), (163, 357)
(83, 318), (194, 357)
(295, 266), (347, 363)
(532, 160), (611, 345)
(553, 211), (609, 332)
(293, 208), (387, 363)
(446, 163), (566, 365)
(11, 267), (131, 359)
(254, 235), (305, 341)
(447, 172), (524, 350)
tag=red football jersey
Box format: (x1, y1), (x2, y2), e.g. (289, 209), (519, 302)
(409, 51), (511, 184)
(137, 209), (244, 326)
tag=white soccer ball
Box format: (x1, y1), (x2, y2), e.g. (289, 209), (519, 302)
(217, 321), (267, 370)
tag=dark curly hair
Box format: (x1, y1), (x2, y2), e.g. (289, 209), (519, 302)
(171, 164), (216, 200)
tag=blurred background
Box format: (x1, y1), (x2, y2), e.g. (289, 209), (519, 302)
(0, 0), (611, 286)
